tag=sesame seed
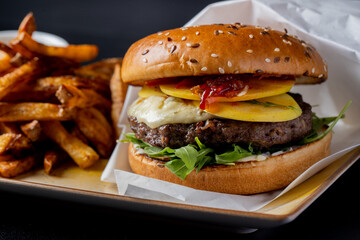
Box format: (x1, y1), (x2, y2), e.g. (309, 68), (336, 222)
(158, 41), (163, 45)
(265, 58), (271, 63)
(249, 34), (254, 39)
(227, 61), (232, 67)
(303, 70), (309, 76)
(218, 30), (223, 34)
(186, 43), (200, 48)
(181, 36), (187, 41)
(274, 48), (280, 52)
(214, 30), (219, 35)
(227, 31), (237, 35)
(169, 45), (177, 54)
(158, 32), (163, 35)
(234, 70), (239, 74)
(143, 58), (148, 63)
(284, 28), (288, 34)
(305, 51), (311, 58)
(318, 74), (324, 78)
(255, 69), (264, 73)
(181, 27), (188, 30)
(324, 65), (327, 71)
(283, 39), (292, 45)
(189, 58), (198, 63)
(165, 32), (170, 36)
(142, 49), (149, 55)
(260, 31), (270, 35)
(312, 67), (315, 73)
(167, 37), (172, 41)
(211, 53), (218, 58)
(284, 56), (290, 62)
(201, 67), (207, 71)
(196, 31), (200, 35)
(219, 67), (225, 74)
(274, 57), (280, 63)
(246, 49), (253, 53)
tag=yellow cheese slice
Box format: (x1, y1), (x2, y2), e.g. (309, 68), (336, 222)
(138, 85), (167, 98)
(160, 79), (295, 102)
(193, 93), (302, 122)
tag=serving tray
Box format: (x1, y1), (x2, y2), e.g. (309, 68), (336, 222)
(0, 147), (358, 230)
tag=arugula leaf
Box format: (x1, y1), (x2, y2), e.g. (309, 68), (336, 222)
(215, 144), (253, 165)
(302, 100), (351, 144)
(143, 146), (175, 158)
(174, 145), (199, 169)
(164, 159), (193, 180)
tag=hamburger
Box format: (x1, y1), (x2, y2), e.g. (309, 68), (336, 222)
(120, 24), (348, 195)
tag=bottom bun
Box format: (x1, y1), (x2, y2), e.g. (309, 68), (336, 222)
(128, 132), (332, 195)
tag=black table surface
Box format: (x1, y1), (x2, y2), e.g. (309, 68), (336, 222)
(0, 1), (359, 239)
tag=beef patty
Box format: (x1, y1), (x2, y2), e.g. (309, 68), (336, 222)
(129, 93), (313, 149)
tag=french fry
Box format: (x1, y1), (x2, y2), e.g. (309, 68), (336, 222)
(18, 12), (36, 35)
(0, 58), (44, 100)
(0, 155), (36, 178)
(41, 121), (99, 168)
(74, 58), (122, 82)
(0, 103), (73, 121)
(55, 84), (111, 109)
(74, 108), (114, 157)
(0, 122), (32, 154)
(20, 120), (43, 142)
(110, 64), (127, 138)
(0, 41), (17, 58)
(0, 133), (32, 155)
(69, 124), (89, 145)
(27, 76), (110, 97)
(44, 145), (69, 175)
(13, 32), (98, 62)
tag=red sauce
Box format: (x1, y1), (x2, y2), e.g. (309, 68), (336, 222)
(190, 75), (246, 110)
(146, 74), (294, 110)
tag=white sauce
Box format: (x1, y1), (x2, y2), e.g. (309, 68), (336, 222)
(128, 96), (215, 128)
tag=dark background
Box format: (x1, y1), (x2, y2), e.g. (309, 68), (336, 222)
(0, 0), (360, 239)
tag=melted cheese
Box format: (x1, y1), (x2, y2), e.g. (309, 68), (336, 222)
(128, 96), (215, 128)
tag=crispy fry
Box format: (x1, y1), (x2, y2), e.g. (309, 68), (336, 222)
(0, 133), (32, 154)
(110, 64), (127, 138)
(9, 36), (38, 59)
(0, 41), (16, 58)
(18, 12), (36, 35)
(0, 58), (44, 100)
(74, 108), (114, 157)
(74, 58), (122, 82)
(0, 122), (32, 155)
(0, 103), (73, 121)
(20, 120), (43, 142)
(41, 121), (99, 168)
(23, 75), (110, 97)
(55, 84), (111, 109)
(0, 50), (13, 75)
(0, 155), (36, 178)
(14, 32), (98, 62)
(44, 146), (69, 174)
(69, 125), (89, 145)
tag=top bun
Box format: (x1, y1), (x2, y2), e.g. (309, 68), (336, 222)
(122, 24), (328, 85)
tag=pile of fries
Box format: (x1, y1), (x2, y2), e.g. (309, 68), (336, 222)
(0, 13), (127, 177)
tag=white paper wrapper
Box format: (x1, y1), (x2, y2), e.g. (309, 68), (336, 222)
(101, 0), (360, 212)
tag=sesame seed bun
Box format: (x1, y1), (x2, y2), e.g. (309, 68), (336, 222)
(128, 131), (332, 195)
(122, 24), (328, 85)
